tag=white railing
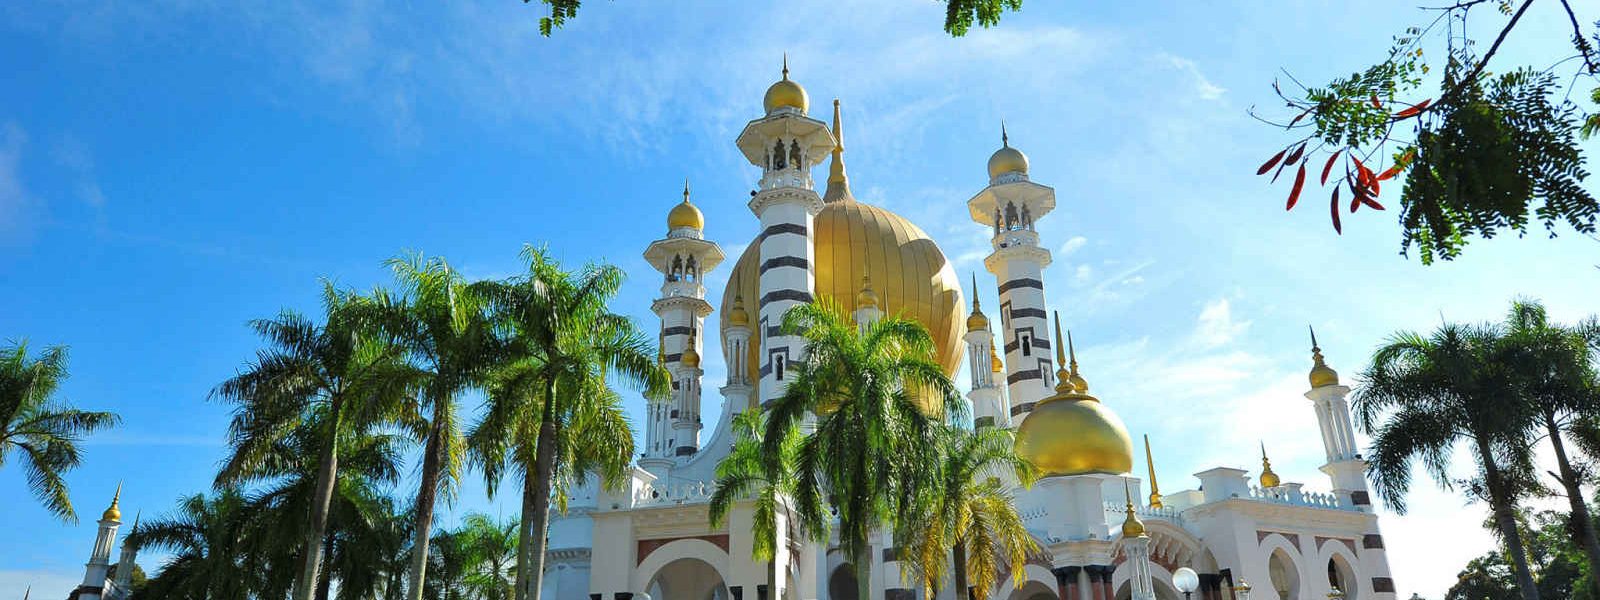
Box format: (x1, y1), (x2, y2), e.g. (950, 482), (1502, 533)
(634, 479), (717, 508)
(1103, 502), (1182, 523)
(1247, 485), (1346, 510)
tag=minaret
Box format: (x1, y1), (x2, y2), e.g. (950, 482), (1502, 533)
(114, 510), (140, 591)
(641, 181), (724, 471)
(735, 59), (835, 407)
(968, 125), (1058, 418)
(964, 274), (1008, 429)
(720, 288), (754, 410)
(1259, 442), (1282, 489)
(77, 483), (123, 600)
(853, 274), (882, 330)
(1120, 481), (1157, 600)
(1304, 327), (1370, 509)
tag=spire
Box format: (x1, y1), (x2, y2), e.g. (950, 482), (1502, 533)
(970, 272), (980, 311)
(782, 53), (789, 80)
(102, 481), (123, 521)
(1259, 441), (1281, 488)
(1144, 434), (1164, 509)
(823, 98), (854, 203)
(1001, 120), (1010, 147)
(1121, 478), (1146, 537)
(1308, 325), (1341, 388)
(1052, 312), (1074, 394)
(1066, 330), (1090, 394)
(683, 178), (691, 203)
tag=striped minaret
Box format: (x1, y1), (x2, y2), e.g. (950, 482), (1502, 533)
(968, 125), (1057, 418)
(641, 181), (723, 472)
(735, 60), (835, 406)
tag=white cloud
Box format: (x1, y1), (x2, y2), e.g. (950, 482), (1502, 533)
(1161, 54), (1226, 101)
(1059, 235), (1087, 255)
(1193, 298), (1250, 348)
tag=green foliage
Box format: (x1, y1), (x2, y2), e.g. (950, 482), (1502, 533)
(1401, 70), (1597, 263)
(1447, 509), (1600, 600)
(0, 341), (119, 522)
(523, 0), (1025, 37)
(708, 408), (802, 563)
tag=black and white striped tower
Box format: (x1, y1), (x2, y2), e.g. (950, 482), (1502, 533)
(734, 59), (835, 406)
(641, 182), (723, 471)
(968, 125), (1058, 418)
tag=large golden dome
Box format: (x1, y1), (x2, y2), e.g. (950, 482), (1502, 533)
(719, 200), (964, 410)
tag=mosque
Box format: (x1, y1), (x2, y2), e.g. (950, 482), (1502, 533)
(63, 65), (1397, 600)
(538, 65), (1399, 600)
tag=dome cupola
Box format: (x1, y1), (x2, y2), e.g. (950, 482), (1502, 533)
(763, 56), (809, 115)
(1308, 326), (1340, 388)
(667, 180), (704, 233)
(986, 123), (1030, 180)
(1014, 315), (1135, 477)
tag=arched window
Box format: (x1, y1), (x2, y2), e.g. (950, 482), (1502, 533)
(1268, 548), (1300, 600)
(1021, 334), (1032, 357)
(1328, 554), (1358, 599)
(775, 355), (785, 380)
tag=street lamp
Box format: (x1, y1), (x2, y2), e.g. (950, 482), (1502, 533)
(1328, 587), (1345, 600)
(1173, 567), (1200, 600)
(1232, 578), (1253, 600)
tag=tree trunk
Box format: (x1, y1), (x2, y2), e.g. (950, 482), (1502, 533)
(1478, 436), (1541, 600)
(406, 407), (447, 600)
(1545, 412), (1600, 596)
(953, 541), (969, 600)
(295, 400), (343, 600)
(525, 380), (561, 600)
(315, 531), (335, 600)
(515, 448), (537, 600)
(855, 547), (871, 600)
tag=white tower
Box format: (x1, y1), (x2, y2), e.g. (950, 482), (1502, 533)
(1304, 327), (1370, 510)
(641, 182), (723, 472)
(734, 60), (835, 407)
(720, 290), (754, 407)
(112, 510), (141, 593)
(964, 274), (1008, 429)
(968, 126), (1057, 418)
(76, 484), (123, 600)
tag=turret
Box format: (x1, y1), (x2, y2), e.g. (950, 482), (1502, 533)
(964, 273), (1008, 429)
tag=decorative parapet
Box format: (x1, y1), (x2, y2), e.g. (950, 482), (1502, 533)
(1246, 484), (1347, 510)
(633, 479), (717, 508)
(1101, 502), (1182, 525)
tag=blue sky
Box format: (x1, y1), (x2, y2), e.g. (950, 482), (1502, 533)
(2, 1), (1598, 597)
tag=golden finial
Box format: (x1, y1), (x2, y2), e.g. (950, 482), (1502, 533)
(1144, 434), (1164, 509)
(103, 481), (123, 521)
(965, 273), (989, 331)
(1121, 479), (1146, 537)
(782, 53), (789, 80)
(856, 272), (879, 309)
(823, 98), (854, 203)
(832, 99), (844, 152)
(1001, 120), (1010, 147)
(970, 272), (981, 311)
(682, 327), (701, 368)
(1067, 330), (1090, 393)
(1259, 441), (1281, 488)
(1052, 312), (1073, 393)
(682, 178), (691, 203)
(1308, 325), (1340, 388)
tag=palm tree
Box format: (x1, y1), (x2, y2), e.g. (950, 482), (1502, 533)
(0, 341), (119, 522)
(128, 488), (259, 600)
(374, 253), (502, 600)
(472, 246), (665, 600)
(1502, 300), (1600, 595)
(709, 408), (803, 585)
(1355, 322), (1543, 600)
(422, 527), (473, 600)
(905, 425), (1038, 600)
(455, 513), (519, 600)
(762, 300), (964, 600)
(212, 284), (420, 600)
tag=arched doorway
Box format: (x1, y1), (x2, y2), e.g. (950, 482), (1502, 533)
(1267, 548), (1300, 600)
(644, 557), (730, 600)
(1327, 553), (1358, 599)
(828, 564), (859, 600)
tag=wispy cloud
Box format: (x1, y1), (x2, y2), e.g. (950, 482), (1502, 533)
(0, 121), (32, 245)
(1161, 53), (1226, 101)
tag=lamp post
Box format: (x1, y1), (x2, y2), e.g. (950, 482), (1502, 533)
(1328, 587), (1345, 600)
(1173, 567), (1200, 600)
(1232, 578), (1252, 600)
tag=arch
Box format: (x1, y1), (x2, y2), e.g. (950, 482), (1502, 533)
(1265, 547), (1301, 600)
(995, 563), (1057, 600)
(1113, 554), (1184, 600)
(1316, 538), (1364, 599)
(828, 563), (860, 600)
(631, 538), (732, 596)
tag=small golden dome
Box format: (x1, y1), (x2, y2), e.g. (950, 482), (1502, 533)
(990, 342), (1004, 373)
(103, 482), (123, 521)
(987, 124), (1029, 179)
(728, 294), (750, 326)
(1015, 319), (1134, 477)
(763, 57), (809, 114)
(682, 340), (701, 369)
(667, 181), (703, 231)
(1259, 443), (1281, 488)
(856, 274), (879, 309)
(1121, 481), (1146, 538)
(967, 311), (989, 331)
(1309, 327), (1340, 388)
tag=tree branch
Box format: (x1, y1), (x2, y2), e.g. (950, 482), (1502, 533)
(1557, 0), (1600, 75)
(1440, 0), (1537, 105)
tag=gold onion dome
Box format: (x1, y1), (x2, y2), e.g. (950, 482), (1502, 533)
(681, 331), (701, 369)
(1121, 481), (1146, 538)
(990, 342), (1004, 373)
(987, 123), (1029, 179)
(103, 482), (123, 521)
(1309, 326), (1340, 388)
(856, 274), (879, 309)
(667, 180), (703, 231)
(1014, 315), (1135, 477)
(728, 293), (750, 326)
(763, 56), (809, 115)
(966, 273), (989, 331)
(1259, 442), (1281, 488)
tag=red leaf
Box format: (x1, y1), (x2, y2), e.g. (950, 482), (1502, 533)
(1350, 188), (1363, 214)
(1361, 196), (1386, 211)
(1330, 188), (1343, 234)
(1395, 98), (1433, 118)
(1322, 150), (1342, 185)
(1377, 165), (1401, 181)
(1289, 107), (1313, 127)
(1370, 93), (1382, 109)
(1285, 143), (1306, 166)
(1257, 148), (1288, 176)
(1287, 164), (1307, 210)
